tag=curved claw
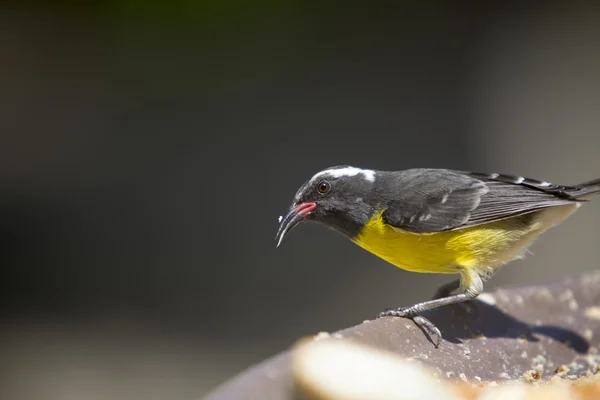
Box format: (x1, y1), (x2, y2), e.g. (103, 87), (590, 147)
(413, 315), (441, 348)
(376, 308), (442, 348)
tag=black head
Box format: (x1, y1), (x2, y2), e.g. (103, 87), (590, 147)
(275, 166), (378, 246)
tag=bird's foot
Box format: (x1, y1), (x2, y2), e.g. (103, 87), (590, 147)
(377, 306), (414, 319)
(377, 307), (441, 348)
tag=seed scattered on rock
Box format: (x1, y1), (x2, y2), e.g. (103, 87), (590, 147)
(555, 365), (570, 375)
(523, 369), (542, 383)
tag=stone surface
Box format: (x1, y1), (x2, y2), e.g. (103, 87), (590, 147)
(203, 271), (600, 399)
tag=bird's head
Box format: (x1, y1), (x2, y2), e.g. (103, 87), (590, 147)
(275, 166), (378, 246)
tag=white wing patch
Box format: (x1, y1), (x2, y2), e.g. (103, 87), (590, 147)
(309, 166), (376, 184)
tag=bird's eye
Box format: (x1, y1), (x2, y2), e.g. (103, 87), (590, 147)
(317, 180), (330, 194)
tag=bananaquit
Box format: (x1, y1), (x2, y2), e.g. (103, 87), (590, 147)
(275, 166), (600, 347)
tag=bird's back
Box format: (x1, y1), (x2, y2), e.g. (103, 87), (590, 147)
(353, 168), (598, 278)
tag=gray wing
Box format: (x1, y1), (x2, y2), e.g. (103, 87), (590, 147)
(381, 169), (579, 233)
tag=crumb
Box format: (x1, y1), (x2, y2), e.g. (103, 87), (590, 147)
(524, 369), (542, 383)
(555, 365), (570, 376)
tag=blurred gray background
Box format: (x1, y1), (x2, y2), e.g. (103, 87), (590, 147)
(1, 2), (599, 399)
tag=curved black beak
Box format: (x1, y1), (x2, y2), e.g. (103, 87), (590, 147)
(275, 202), (317, 247)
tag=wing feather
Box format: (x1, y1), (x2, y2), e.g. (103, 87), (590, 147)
(381, 169), (576, 233)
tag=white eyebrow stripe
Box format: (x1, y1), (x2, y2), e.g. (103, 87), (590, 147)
(309, 167), (376, 183)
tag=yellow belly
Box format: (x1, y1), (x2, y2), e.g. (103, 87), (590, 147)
(352, 206), (577, 275)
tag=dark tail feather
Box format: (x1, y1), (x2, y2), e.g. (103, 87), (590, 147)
(574, 177), (600, 198)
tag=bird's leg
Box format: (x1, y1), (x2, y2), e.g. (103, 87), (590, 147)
(431, 278), (461, 300)
(378, 270), (483, 347)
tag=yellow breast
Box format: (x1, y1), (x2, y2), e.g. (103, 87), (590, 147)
(352, 210), (550, 275)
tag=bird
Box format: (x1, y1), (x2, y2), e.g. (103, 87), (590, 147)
(275, 166), (600, 347)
